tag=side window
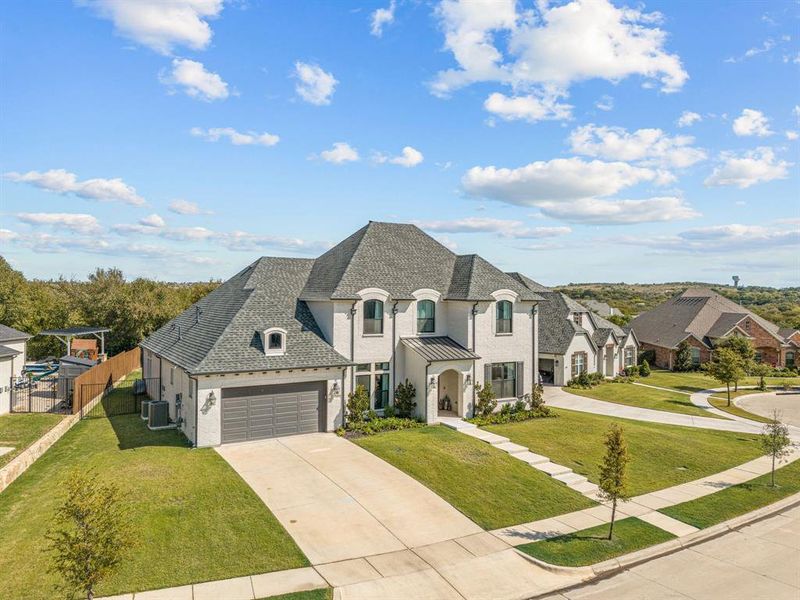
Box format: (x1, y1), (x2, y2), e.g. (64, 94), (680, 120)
(496, 300), (512, 334)
(363, 300), (384, 335)
(417, 300), (435, 333)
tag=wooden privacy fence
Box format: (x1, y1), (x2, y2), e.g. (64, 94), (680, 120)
(72, 348), (141, 415)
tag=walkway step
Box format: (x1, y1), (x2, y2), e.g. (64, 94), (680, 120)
(552, 472), (588, 486)
(438, 418), (476, 431)
(510, 450), (550, 466)
(494, 441), (529, 455)
(571, 481), (600, 495)
(460, 429), (510, 445)
(533, 462), (573, 477)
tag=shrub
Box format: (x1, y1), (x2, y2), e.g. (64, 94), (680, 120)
(383, 404), (397, 418)
(474, 382), (498, 417)
(346, 384), (370, 424)
(513, 399), (527, 413)
(640, 359), (651, 377)
(674, 340), (693, 372)
(567, 371), (602, 389)
(499, 403), (512, 416)
(624, 364), (640, 377)
(638, 349), (656, 366)
(467, 407), (552, 426)
(393, 379), (417, 418)
(346, 416), (423, 436)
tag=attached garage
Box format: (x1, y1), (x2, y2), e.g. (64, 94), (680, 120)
(221, 381), (327, 443)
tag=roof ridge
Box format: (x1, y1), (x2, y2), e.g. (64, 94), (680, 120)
(331, 222), (376, 298)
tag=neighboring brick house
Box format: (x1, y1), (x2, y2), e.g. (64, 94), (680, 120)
(631, 288), (799, 370)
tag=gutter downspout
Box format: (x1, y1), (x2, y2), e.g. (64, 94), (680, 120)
(189, 375), (198, 447)
(158, 357), (163, 401)
(349, 301), (357, 394)
(391, 301), (399, 396)
(532, 303), (539, 389)
(340, 368), (347, 429)
(425, 361), (432, 422)
(471, 302), (478, 418)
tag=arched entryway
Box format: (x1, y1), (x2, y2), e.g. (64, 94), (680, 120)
(437, 369), (462, 417)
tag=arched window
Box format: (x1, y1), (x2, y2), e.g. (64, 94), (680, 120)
(363, 299), (384, 335)
(496, 300), (512, 333)
(417, 300), (435, 333)
(268, 332), (283, 350)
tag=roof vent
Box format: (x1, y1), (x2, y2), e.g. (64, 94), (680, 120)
(177, 325), (182, 341)
(195, 306), (202, 324)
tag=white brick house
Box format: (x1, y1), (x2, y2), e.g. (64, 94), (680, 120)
(141, 222), (544, 447)
(0, 325), (30, 415)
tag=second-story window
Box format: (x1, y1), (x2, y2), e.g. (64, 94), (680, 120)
(268, 332), (283, 350)
(496, 300), (512, 334)
(363, 299), (384, 335)
(573, 313), (583, 327)
(417, 300), (435, 333)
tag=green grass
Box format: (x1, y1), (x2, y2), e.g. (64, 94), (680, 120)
(353, 425), (594, 529)
(660, 458), (800, 529)
(563, 382), (723, 419)
(0, 409), (307, 600)
(485, 408), (763, 496)
(645, 370), (800, 393)
(708, 395), (773, 424)
(517, 517), (675, 567)
(258, 590), (332, 600)
(0, 413), (65, 467)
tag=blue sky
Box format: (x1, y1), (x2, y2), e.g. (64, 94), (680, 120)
(1, 0), (798, 286)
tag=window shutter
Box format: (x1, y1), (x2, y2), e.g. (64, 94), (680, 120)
(484, 364), (492, 388)
(516, 361), (524, 397)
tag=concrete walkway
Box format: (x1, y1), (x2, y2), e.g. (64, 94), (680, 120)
(216, 433), (482, 564)
(544, 386), (763, 434)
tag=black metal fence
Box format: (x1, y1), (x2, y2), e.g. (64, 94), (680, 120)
(9, 375), (71, 414)
(79, 377), (160, 419)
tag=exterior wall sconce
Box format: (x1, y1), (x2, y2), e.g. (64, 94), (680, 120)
(465, 374), (472, 386)
(429, 376), (437, 390)
(331, 382), (340, 398)
(207, 390), (216, 406)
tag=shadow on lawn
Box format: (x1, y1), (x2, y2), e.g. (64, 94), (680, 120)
(101, 413), (189, 451)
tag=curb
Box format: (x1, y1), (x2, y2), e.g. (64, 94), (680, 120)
(524, 490), (800, 599)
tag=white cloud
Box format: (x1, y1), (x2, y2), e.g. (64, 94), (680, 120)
(676, 111), (702, 127)
(537, 197), (700, 225)
(190, 127), (279, 146)
(785, 130), (798, 140)
(168, 199), (213, 215)
(0, 229), (19, 243)
(139, 213), (165, 228)
(794, 105), (800, 121)
(370, 1), (396, 37)
(417, 217), (571, 238)
(374, 146), (424, 167)
(732, 108), (773, 137)
(462, 157), (659, 205)
(318, 142), (359, 164)
(294, 62), (338, 105)
(4, 168), (145, 205)
(78, 0), (223, 54)
(432, 0), (687, 98)
(621, 224), (799, 253)
(221, 231), (331, 254)
(16, 212), (101, 234)
(112, 213), (166, 235)
(161, 226), (216, 241)
(484, 89), (573, 123)
(161, 58), (229, 101)
(704, 147), (790, 188)
(568, 124), (707, 168)
(595, 95), (614, 111)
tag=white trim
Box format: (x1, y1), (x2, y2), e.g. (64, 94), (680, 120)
(357, 288), (390, 302)
(262, 327), (287, 356)
(411, 288), (442, 302)
(491, 289), (519, 302)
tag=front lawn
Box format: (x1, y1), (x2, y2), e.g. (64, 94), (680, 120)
(646, 370), (800, 393)
(0, 413), (65, 467)
(708, 395), (772, 424)
(564, 382), (722, 419)
(660, 458), (800, 529)
(517, 517), (675, 567)
(0, 412), (307, 600)
(485, 408), (762, 496)
(353, 425), (594, 529)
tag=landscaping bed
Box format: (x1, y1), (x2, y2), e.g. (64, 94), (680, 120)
(517, 517), (675, 567)
(659, 458), (800, 529)
(0, 413), (65, 468)
(353, 425), (594, 529)
(646, 370), (800, 393)
(0, 413), (307, 600)
(564, 381), (723, 419)
(485, 408), (763, 496)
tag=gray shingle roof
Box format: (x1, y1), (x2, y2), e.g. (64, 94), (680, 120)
(537, 292), (594, 354)
(401, 336), (480, 362)
(141, 257), (351, 375)
(506, 272), (552, 293)
(301, 222), (542, 302)
(706, 313), (747, 338)
(0, 324), (31, 342)
(631, 288), (784, 349)
(0, 344), (21, 358)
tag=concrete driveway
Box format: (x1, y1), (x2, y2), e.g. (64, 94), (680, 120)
(216, 433), (481, 565)
(738, 392), (800, 428)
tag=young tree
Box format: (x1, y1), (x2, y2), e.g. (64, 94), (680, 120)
(717, 337), (755, 390)
(474, 382), (497, 417)
(704, 347), (746, 406)
(760, 411), (791, 487)
(640, 359), (651, 377)
(393, 379), (417, 418)
(674, 340), (693, 372)
(47, 471), (133, 600)
(598, 424), (630, 540)
(751, 362), (771, 391)
(346, 384), (370, 425)
(528, 382), (545, 411)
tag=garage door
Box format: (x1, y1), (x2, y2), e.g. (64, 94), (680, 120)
(221, 381), (325, 443)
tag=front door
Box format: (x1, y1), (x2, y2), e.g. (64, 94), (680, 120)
(606, 345), (615, 375)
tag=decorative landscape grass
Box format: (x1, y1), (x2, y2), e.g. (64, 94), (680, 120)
(708, 395), (772, 424)
(517, 517), (675, 567)
(645, 370), (800, 393)
(485, 408), (763, 496)
(0, 411), (307, 600)
(660, 458), (800, 529)
(564, 382), (723, 419)
(353, 425), (594, 529)
(0, 412), (65, 467)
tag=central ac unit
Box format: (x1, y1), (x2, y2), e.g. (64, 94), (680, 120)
(148, 400), (170, 429)
(141, 400), (151, 420)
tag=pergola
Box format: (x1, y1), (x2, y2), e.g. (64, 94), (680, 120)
(38, 327), (111, 356)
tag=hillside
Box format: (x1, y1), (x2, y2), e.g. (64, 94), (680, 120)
(553, 282), (800, 330)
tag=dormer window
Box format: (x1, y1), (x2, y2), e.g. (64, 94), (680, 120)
(417, 300), (435, 333)
(263, 328), (287, 356)
(573, 313), (583, 327)
(363, 300), (384, 335)
(496, 300), (512, 334)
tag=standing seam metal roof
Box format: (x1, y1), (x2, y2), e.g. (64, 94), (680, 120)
(401, 336), (480, 362)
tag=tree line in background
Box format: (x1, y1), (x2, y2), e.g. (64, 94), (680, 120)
(0, 257), (219, 359)
(556, 282), (800, 330)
